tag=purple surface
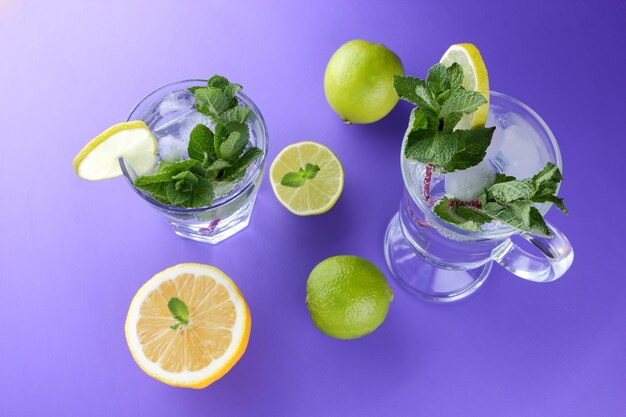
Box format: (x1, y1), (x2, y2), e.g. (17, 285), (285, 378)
(1, 1), (625, 416)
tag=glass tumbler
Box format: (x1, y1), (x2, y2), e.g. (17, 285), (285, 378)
(120, 79), (268, 244)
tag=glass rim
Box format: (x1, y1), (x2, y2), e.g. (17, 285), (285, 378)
(119, 78), (268, 213)
(401, 91), (563, 240)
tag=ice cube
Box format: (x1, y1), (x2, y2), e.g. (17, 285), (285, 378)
(445, 160), (496, 201)
(499, 122), (547, 179)
(158, 90), (194, 117)
(158, 135), (187, 162)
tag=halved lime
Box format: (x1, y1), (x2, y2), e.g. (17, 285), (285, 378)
(270, 141), (344, 216)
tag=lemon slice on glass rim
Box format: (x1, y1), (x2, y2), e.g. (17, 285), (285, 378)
(440, 43), (490, 129)
(73, 121), (158, 180)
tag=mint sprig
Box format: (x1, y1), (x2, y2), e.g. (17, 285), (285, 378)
(433, 162), (567, 237)
(281, 163), (320, 188)
(397, 60), (567, 237)
(134, 75), (263, 208)
(168, 297), (189, 330)
(394, 63), (493, 173)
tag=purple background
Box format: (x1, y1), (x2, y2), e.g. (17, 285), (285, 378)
(1, 1), (625, 416)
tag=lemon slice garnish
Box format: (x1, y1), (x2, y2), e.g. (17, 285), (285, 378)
(440, 43), (490, 129)
(73, 121), (158, 180)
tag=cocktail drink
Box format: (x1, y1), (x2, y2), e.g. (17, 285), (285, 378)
(120, 79), (268, 244)
(384, 92), (574, 302)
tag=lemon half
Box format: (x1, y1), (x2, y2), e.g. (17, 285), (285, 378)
(125, 263), (251, 389)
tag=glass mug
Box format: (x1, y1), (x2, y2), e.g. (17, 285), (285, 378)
(120, 79), (268, 244)
(384, 92), (574, 302)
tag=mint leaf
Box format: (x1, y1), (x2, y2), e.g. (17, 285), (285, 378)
(165, 159), (200, 174)
(446, 63), (464, 90)
(441, 90), (486, 117)
(134, 159), (200, 196)
(485, 167), (567, 215)
(223, 83), (242, 100)
(195, 87), (231, 120)
(281, 172), (307, 187)
(403, 108), (431, 145)
(220, 106), (250, 124)
(167, 297), (189, 327)
(443, 127), (495, 171)
(134, 159), (214, 208)
(151, 192), (172, 205)
(433, 197), (492, 231)
(171, 171), (198, 192)
(405, 129), (449, 164)
(532, 162), (561, 190)
(414, 83), (439, 114)
(280, 163), (320, 188)
(187, 177), (214, 208)
(303, 163), (320, 179)
(408, 108), (429, 131)
(166, 181), (190, 205)
(393, 75), (439, 115)
(425, 64), (450, 97)
(134, 171), (173, 186)
(207, 75), (230, 89)
(224, 146), (263, 179)
(393, 75), (426, 105)
(484, 202), (551, 237)
(220, 129), (248, 162)
(405, 127), (494, 172)
(533, 195), (568, 214)
(134, 177), (169, 198)
(212, 123), (227, 156)
(206, 159), (231, 172)
(166, 171), (198, 205)
(487, 178), (536, 203)
(204, 75), (241, 109)
(188, 124), (215, 163)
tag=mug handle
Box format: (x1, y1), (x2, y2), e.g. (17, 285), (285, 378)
(496, 221), (574, 283)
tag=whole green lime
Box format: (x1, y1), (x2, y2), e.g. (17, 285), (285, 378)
(324, 39), (404, 124)
(306, 255), (393, 340)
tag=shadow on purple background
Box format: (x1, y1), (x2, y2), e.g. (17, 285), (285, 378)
(0, 1), (624, 416)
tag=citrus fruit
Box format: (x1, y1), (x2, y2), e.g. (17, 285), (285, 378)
(324, 39), (404, 124)
(73, 121), (158, 180)
(270, 141), (344, 216)
(439, 43), (489, 129)
(125, 263), (251, 389)
(306, 256), (393, 340)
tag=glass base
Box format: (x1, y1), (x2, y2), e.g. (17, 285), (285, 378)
(165, 194), (258, 244)
(384, 213), (491, 302)
(172, 216), (251, 244)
